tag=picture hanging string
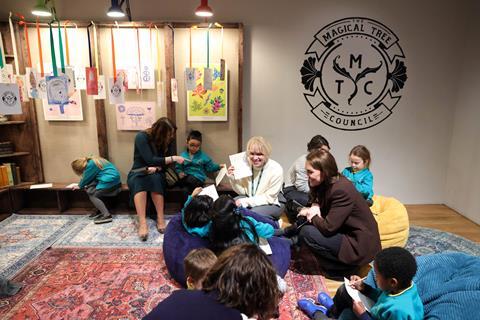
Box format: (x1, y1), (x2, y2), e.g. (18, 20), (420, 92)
(189, 27), (193, 68)
(135, 25), (142, 94)
(111, 27), (116, 82)
(57, 20), (65, 73)
(48, 22), (58, 77)
(92, 21), (99, 75)
(63, 21), (70, 66)
(206, 24), (210, 68)
(8, 12), (19, 74)
(86, 25), (93, 68)
(0, 33), (4, 68)
(155, 25), (161, 81)
(18, 19), (33, 68)
(36, 18), (44, 76)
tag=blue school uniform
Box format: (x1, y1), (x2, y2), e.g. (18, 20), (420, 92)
(341, 167), (374, 202)
(79, 160), (121, 190)
(176, 150), (220, 183)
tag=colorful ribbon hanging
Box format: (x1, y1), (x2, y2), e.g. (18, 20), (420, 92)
(63, 21), (70, 66)
(0, 33), (5, 68)
(135, 25), (142, 94)
(57, 21), (65, 73)
(111, 27), (116, 82)
(206, 25), (210, 69)
(155, 25), (161, 81)
(36, 18), (44, 76)
(49, 22), (58, 77)
(92, 22), (99, 75)
(86, 25), (93, 68)
(8, 12), (19, 74)
(189, 27), (193, 68)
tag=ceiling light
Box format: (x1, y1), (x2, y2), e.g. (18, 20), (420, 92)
(32, 0), (52, 17)
(107, 0), (125, 18)
(195, 0), (213, 18)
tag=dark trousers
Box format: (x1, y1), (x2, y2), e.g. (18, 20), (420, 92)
(283, 186), (309, 206)
(177, 175), (204, 194)
(299, 225), (359, 279)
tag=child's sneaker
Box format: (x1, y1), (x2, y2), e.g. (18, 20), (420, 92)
(94, 214), (113, 224)
(89, 210), (101, 219)
(297, 298), (328, 319)
(317, 291), (334, 311)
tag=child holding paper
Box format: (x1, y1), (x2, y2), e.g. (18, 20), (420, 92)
(297, 247), (424, 320)
(176, 130), (223, 193)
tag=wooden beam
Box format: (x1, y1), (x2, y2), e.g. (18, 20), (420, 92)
(237, 24), (244, 152)
(163, 24), (177, 150)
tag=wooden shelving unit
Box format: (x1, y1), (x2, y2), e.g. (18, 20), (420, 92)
(0, 121), (26, 125)
(0, 152), (30, 159)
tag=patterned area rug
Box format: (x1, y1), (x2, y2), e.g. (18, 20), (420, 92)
(54, 215), (168, 248)
(0, 214), (79, 279)
(0, 248), (327, 320)
(406, 225), (480, 256)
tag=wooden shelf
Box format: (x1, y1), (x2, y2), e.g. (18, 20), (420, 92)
(0, 152), (30, 159)
(0, 181), (34, 191)
(0, 121), (26, 126)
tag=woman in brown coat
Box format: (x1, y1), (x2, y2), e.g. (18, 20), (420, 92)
(297, 149), (381, 278)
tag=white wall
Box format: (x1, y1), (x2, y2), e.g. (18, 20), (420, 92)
(445, 1), (480, 225)
(0, 0), (474, 205)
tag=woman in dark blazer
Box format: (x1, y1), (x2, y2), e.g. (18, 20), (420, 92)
(127, 117), (184, 241)
(297, 149), (381, 278)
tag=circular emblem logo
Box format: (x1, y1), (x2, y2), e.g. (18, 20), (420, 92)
(111, 84), (122, 97)
(300, 17), (407, 130)
(1, 91), (17, 106)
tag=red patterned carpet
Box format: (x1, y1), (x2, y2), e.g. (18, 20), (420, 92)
(0, 248), (327, 320)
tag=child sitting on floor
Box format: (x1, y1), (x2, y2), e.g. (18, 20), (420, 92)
(298, 247), (424, 320)
(176, 130), (223, 193)
(209, 194), (275, 254)
(181, 187), (214, 238)
(71, 156), (121, 224)
(183, 248), (218, 290)
(341, 145), (374, 206)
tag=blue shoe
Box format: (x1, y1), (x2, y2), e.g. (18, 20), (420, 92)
(317, 291), (334, 311)
(297, 298), (327, 318)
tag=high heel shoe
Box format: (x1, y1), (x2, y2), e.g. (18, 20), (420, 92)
(138, 224), (148, 241)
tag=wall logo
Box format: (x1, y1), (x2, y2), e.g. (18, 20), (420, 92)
(300, 17), (407, 130)
(1, 91), (18, 106)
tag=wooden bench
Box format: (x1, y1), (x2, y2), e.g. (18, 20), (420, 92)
(8, 181), (235, 215)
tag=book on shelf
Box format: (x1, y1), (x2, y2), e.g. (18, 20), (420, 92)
(0, 163), (22, 186)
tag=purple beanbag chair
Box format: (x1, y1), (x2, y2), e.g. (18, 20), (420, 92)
(162, 210), (291, 287)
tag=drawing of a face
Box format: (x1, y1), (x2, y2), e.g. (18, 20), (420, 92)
(2, 91), (17, 106)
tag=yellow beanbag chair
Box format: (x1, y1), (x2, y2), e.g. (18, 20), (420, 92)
(370, 195), (409, 248)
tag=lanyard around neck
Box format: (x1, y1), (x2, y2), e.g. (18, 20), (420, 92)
(251, 166), (264, 196)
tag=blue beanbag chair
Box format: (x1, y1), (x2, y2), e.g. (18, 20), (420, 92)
(162, 209), (291, 287)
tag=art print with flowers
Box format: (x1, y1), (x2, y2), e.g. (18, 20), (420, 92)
(187, 64), (227, 121)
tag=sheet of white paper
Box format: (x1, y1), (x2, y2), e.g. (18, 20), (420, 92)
(199, 184), (219, 201)
(0, 83), (22, 115)
(215, 166), (227, 186)
(259, 238), (272, 255)
(25, 67), (39, 99)
(109, 77), (125, 105)
(30, 183), (53, 189)
(0, 64), (14, 84)
(185, 67), (196, 91)
(65, 183), (78, 189)
(203, 67), (213, 90)
(94, 75), (106, 100)
(229, 152), (252, 179)
(171, 78), (179, 102)
(344, 278), (375, 312)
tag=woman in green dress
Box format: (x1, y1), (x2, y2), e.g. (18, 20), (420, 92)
(127, 117), (185, 241)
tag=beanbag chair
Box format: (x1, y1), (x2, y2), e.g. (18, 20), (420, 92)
(364, 252), (480, 319)
(162, 209), (290, 287)
(370, 195), (409, 248)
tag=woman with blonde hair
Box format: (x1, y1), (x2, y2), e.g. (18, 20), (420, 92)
(71, 156), (121, 224)
(127, 117), (185, 241)
(227, 136), (284, 219)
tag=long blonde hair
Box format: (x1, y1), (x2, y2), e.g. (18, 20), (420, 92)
(71, 156), (108, 176)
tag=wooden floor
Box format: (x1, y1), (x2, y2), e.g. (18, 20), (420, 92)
(324, 204), (480, 295)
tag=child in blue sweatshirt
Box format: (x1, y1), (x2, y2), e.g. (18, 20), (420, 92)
(176, 130), (223, 193)
(341, 145), (374, 206)
(298, 247), (424, 320)
(71, 156), (121, 224)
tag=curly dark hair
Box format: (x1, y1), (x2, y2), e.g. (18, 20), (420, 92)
(209, 195), (259, 254)
(202, 244), (281, 320)
(375, 247), (417, 290)
(183, 195), (214, 228)
(145, 117), (177, 152)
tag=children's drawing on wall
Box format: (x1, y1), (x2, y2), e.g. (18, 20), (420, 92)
(74, 66), (86, 90)
(115, 101), (156, 130)
(108, 76), (125, 105)
(25, 67), (39, 99)
(42, 90), (83, 121)
(94, 75), (106, 100)
(0, 65), (14, 84)
(187, 64), (228, 121)
(0, 83), (22, 115)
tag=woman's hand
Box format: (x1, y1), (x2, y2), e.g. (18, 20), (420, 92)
(352, 300), (366, 317)
(146, 167), (157, 174)
(173, 156), (185, 164)
(192, 187), (203, 197)
(297, 207), (309, 217)
(227, 165), (235, 176)
(71, 184), (80, 190)
(306, 204), (321, 222)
